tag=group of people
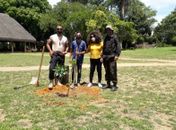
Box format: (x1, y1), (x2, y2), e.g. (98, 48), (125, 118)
(46, 25), (121, 91)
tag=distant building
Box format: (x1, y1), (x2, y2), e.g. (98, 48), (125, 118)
(0, 13), (36, 52)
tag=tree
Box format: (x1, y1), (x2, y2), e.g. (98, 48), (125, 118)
(126, 0), (156, 43)
(64, 0), (104, 5)
(103, 0), (129, 19)
(0, 0), (52, 40)
(52, 1), (92, 41)
(154, 8), (176, 46)
(86, 9), (138, 47)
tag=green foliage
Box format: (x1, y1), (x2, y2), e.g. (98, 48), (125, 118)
(126, 0), (156, 38)
(38, 12), (58, 39)
(171, 36), (176, 45)
(86, 10), (108, 32)
(86, 9), (138, 43)
(53, 64), (68, 78)
(154, 9), (176, 46)
(0, 0), (52, 40)
(53, 2), (92, 40)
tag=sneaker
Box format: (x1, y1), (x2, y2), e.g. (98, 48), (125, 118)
(48, 82), (53, 90)
(111, 86), (118, 91)
(77, 83), (81, 87)
(70, 83), (75, 89)
(98, 83), (103, 88)
(87, 83), (92, 87)
(57, 81), (62, 86)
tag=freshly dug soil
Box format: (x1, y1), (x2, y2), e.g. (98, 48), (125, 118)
(35, 85), (101, 97)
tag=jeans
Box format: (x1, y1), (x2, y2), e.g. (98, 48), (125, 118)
(89, 58), (102, 83)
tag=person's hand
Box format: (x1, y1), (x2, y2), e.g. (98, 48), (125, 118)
(63, 51), (67, 55)
(76, 51), (80, 55)
(49, 50), (54, 57)
(100, 58), (103, 62)
(114, 56), (119, 61)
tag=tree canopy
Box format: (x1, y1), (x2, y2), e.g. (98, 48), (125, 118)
(154, 8), (176, 46)
(1, 0), (167, 49)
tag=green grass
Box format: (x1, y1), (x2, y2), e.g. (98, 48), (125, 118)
(1, 47), (176, 67)
(0, 53), (50, 67)
(0, 66), (176, 129)
(122, 47), (176, 59)
(0, 47), (176, 129)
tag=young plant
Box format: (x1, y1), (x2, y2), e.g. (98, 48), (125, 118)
(53, 64), (68, 78)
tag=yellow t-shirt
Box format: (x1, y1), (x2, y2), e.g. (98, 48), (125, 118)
(89, 41), (103, 59)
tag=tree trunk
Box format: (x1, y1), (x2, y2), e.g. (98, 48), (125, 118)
(120, 0), (125, 20)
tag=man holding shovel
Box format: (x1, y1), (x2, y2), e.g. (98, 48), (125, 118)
(70, 32), (86, 88)
(46, 25), (69, 89)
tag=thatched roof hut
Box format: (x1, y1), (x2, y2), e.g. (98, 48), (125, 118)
(0, 13), (36, 52)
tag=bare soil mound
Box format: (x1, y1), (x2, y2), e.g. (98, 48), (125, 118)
(35, 85), (101, 97)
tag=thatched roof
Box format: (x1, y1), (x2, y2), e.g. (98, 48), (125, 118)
(0, 13), (36, 43)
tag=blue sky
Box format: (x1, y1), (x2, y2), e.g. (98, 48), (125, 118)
(48, 0), (176, 24)
(140, 0), (176, 24)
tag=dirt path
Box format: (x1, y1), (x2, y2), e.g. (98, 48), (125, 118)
(0, 58), (176, 72)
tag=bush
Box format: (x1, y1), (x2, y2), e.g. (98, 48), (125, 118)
(156, 42), (172, 47)
(171, 36), (176, 46)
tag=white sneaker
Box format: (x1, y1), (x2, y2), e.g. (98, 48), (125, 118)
(70, 83), (75, 89)
(98, 83), (103, 88)
(77, 83), (81, 87)
(48, 82), (53, 90)
(87, 83), (92, 87)
(57, 81), (62, 86)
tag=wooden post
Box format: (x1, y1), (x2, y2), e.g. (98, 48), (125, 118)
(24, 42), (26, 52)
(11, 42), (14, 53)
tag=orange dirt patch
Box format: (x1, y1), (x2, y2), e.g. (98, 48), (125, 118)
(35, 85), (101, 97)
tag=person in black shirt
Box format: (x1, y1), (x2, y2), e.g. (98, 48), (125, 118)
(102, 25), (121, 91)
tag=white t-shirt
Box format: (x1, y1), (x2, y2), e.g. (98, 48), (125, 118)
(50, 34), (68, 52)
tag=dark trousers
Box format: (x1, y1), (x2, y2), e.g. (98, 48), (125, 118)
(49, 52), (65, 80)
(103, 58), (117, 86)
(72, 61), (82, 84)
(89, 58), (102, 83)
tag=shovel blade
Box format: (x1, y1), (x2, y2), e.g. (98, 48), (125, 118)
(30, 77), (38, 85)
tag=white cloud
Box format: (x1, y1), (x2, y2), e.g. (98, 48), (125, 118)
(140, 0), (176, 23)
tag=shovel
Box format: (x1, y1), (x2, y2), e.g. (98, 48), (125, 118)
(30, 45), (45, 86)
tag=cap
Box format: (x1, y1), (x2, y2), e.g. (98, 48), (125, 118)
(106, 25), (113, 31)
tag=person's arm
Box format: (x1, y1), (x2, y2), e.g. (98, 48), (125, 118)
(46, 38), (54, 56)
(63, 40), (69, 55)
(85, 43), (90, 53)
(114, 36), (121, 61)
(100, 41), (104, 62)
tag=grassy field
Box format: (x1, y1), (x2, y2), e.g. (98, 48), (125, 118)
(0, 47), (176, 67)
(0, 47), (176, 130)
(121, 47), (176, 59)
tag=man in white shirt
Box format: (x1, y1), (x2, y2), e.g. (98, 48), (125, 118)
(46, 25), (69, 89)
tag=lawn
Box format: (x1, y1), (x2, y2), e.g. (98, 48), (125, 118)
(121, 47), (176, 60)
(0, 47), (176, 130)
(0, 47), (176, 67)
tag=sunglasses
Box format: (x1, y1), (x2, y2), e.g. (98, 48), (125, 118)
(57, 28), (63, 30)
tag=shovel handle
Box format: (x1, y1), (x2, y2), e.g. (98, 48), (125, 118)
(37, 46), (45, 86)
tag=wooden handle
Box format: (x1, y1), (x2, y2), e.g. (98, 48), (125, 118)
(37, 46), (45, 85)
